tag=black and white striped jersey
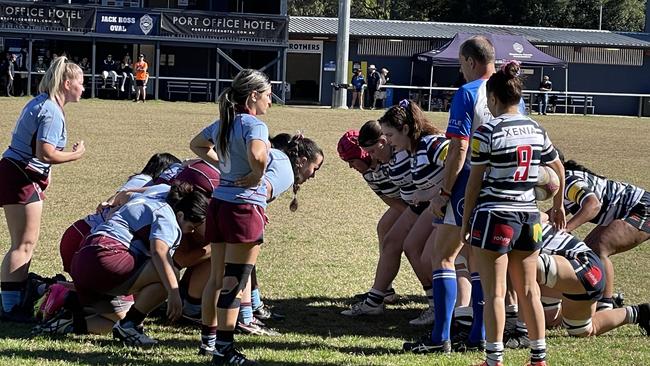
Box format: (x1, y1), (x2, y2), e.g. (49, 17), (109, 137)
(388, 149), (417, 204)
(471, 114), (558, 212)
(540, 223), (592, 259)
(363, 161), (401, 199)
(564, 170), (645, 226)
(411, 134), (449, 191)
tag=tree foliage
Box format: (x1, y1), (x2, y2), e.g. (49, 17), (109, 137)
(287, 0), (647, 32)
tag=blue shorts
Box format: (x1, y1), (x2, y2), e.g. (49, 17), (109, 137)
(469, 209), (542, 254)
(563, 251), (605, 302)
(433, 168), (468, 227)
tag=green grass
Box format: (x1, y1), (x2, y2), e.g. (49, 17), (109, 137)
(0, 98), (648, 365)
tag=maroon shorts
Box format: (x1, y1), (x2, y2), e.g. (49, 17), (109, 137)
(0, 158), (49, 206)
(70, 235), (144, 304)
(205, 199), (266, 244)
(60, 219), (92, 274)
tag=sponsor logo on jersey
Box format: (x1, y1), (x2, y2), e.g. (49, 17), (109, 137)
(491, 224), (513, 247)
(533, 222), (543, 243)
(472, 229), (482, 241)
(471, 138), (481, 157)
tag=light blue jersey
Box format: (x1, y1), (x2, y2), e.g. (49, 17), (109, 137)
(264, 149), (294, 200)
(142, 183), (171, 201)
(201, 114), (269, 208)
(92, 194), (182, 257)
(3, 93), (66, 176)
(118, 173), (152, 192)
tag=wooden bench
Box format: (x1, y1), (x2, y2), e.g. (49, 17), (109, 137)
(552, 95), (595, 114)
(167, 80), (213, 102)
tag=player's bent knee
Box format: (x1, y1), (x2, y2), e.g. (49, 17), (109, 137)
(454, 255), (469, 274)
(216, 263), (254, 309)
(563, 317), (593, 337)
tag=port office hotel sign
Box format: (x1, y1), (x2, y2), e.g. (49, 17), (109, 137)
(161, 11), (287, 45)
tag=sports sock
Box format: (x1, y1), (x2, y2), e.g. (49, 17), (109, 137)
(431, 269), (456, 343)
(215, 330), (234, 352)
(625, 305), (639, 324)
(201, 325), (217, 348)
(364, 288), (385, 307)
(485, 341), (504, 366)
(597, 298), (614, 312)
(516, 320), (528, 334)
(505, 303), (518, 319)
(121, 306), (147, 327)
(251, 288), (262, 310)
(1, 282), (23, 312)
(529, 338), (547, 363)
(239, 301), (254, 325)
(454, 306), (473, 327)
(469, 272), (486, 343)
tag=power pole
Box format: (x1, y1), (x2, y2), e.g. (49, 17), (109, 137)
(599, 3), (603, 30)
(332, 0), (351, 109)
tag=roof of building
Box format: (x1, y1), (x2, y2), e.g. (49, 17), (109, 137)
(289, 16), (650, 48)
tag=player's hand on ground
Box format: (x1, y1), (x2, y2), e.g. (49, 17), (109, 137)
(166, 290), (183, 321)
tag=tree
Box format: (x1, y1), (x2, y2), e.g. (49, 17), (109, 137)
(287, 0), (647, 32)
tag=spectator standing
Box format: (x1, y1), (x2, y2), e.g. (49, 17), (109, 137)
(133, 54), (148, 102)
(373, 68), (389, 109)
(6, 54), (15, 97)
(101, 54), (118, 89)
(367, 65), (380, 109)
(350, 68), (365, 109)
(538, 75), (552, 115)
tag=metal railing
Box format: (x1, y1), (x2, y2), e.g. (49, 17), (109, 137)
(379, 84), (650, 117)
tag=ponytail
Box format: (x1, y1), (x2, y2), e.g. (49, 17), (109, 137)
(216, 69), (271, 159)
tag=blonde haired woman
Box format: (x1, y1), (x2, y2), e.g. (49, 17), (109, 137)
(0, 56), (86, 321)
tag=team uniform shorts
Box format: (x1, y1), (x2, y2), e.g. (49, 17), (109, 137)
(70, 235), (144, 311)
(434, 168), (468, 227)
(0, 158), (49, 206)
(469, 209), (542, 254)
(135, 79), (145, 87)
(563, 251), (606, 302)
(623, 191), (650, 234)
(205, 199), (266, 244)
(60, 219), (92, 274)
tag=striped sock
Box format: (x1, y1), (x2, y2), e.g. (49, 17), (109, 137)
(625, 305), (639, 324)
(454, 306), (473, 327)
(486, 341), (504, 366)
(529, 338), (547, 363)
(469, 273), (485, 344)
(215, 330), (234, 353)
(424, 285), (434, 308)
(516, 320), (528, 334)
(431, 269), (456, 343)
(597, 298), (614, 312)
(364, 288), (385, 307)
(201, 325), (217, 348)
(506, 304), (518, 319)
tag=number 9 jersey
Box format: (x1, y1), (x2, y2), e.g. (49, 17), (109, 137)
(471, 114), (559, 212)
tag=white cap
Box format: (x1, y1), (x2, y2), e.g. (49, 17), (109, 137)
(369, 64), (376, 69)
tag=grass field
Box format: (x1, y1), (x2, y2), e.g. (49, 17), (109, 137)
(0, 97), (648, 365)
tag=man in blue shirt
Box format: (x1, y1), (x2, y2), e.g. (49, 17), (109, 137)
(350, 69), (365, 109)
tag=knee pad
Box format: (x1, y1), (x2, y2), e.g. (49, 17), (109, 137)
(454, 255), (469, 274)
(541, 296), (562, 311)
(216, 263), (254, 309)
(562, 316), (593, 337)
(537, 253), (558, 288)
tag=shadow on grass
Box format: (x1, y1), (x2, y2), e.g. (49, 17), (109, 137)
(0, 349), (206, 366)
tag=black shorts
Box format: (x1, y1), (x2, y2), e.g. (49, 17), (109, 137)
(623, 191), (650, 234)
(563, 251), (606, 302)
(135, 79), (145, 86)
(469, 210), (542, 254)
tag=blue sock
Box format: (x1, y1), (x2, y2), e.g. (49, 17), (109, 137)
(469, 272), (486, 343)
(1, 291), (21, 312)
(431, 269), (456, 343)
(239, 302), (254, 325)
(251, 288), (262, 310)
